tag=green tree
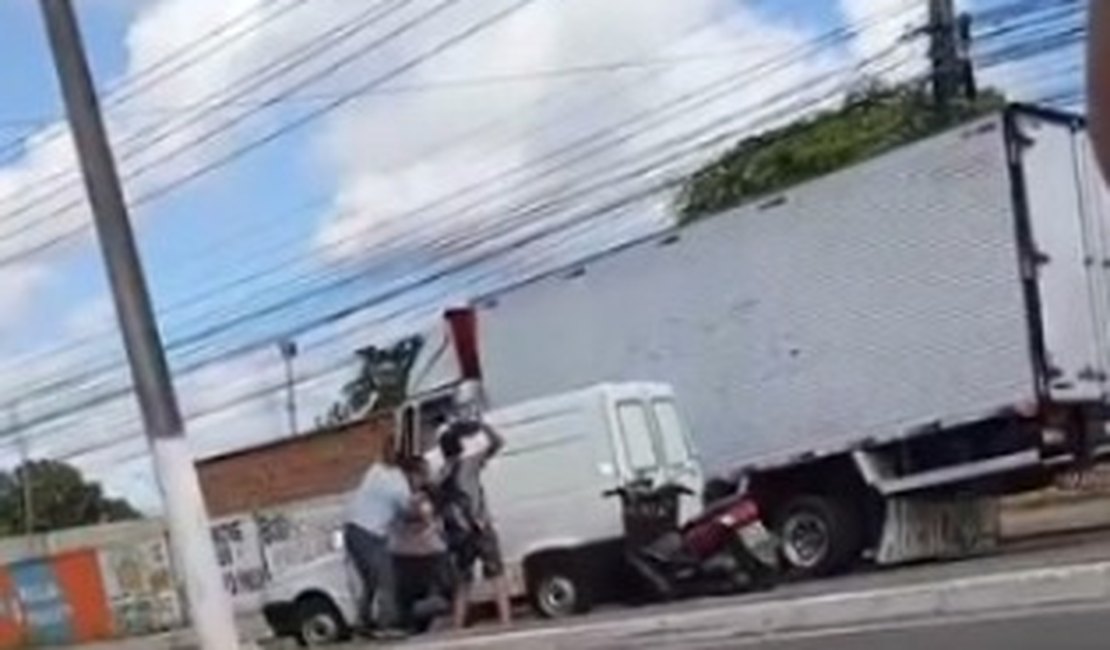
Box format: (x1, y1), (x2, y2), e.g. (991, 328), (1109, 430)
(0, 460), (141, 536)
(317, 335), (425, 429)
(676, 83), (1006, 223)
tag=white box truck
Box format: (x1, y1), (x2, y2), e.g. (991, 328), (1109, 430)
(400, 106), (1110, 578)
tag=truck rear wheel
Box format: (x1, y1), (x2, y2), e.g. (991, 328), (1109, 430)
(776, 495), (862, 578)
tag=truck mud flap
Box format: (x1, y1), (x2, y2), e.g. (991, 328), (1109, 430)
(876, 497), (999, 565)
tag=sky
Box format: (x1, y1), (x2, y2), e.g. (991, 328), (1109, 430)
(0, 0), (1087, 513)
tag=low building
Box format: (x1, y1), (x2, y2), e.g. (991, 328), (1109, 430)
(197, 413), (392, 518)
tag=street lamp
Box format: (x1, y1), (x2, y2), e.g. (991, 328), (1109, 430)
(279, 339), (299, 436)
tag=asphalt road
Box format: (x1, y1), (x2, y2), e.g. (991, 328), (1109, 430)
(75, 530), (1110, 649)
(381, 598), (1110, 650)
(693, 603), (1110, 650)
(490, 529), (1110, 633)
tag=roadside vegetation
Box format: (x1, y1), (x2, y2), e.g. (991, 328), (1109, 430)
(676, 83), (1006, 223)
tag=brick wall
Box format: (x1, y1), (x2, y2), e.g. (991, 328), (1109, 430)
(196, 414), (392, 518)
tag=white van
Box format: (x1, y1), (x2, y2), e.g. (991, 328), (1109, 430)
(263, 383), (703, 643)
(419, 382), (704, 618)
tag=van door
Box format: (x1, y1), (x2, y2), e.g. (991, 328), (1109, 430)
(651, 398), (704, 522)
(614, 400), (665, 485)
(398, 391), (458, 456)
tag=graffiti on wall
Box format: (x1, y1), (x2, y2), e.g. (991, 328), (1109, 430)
(97, 537), (181, 637)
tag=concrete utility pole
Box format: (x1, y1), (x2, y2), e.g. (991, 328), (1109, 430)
(37, 2), (240, 649)
(278, 339), (299, 436)
(928, 0), (976, 113)
(7, 403), (33, 536)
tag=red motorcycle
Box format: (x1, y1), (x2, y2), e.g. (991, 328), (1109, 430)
(605, 480), (779, 601)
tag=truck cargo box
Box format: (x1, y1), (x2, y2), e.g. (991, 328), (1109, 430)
(472, 107), (1110, 475)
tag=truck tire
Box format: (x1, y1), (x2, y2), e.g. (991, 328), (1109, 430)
(527, 556), (594, 619)
(296, 594), (350, 647)
(776, 495), (862, 578)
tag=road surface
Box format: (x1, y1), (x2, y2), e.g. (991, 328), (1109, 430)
(70, 530), (1110, 649)
(431, 529), (1110, 637)
(747, 603), (1110, 650)
(381, 530), (1110, 650)
(586, 602), (1110, 649)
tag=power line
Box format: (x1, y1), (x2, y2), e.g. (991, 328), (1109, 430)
(0, 0), (418, 247)
(0, 5), (915, 421)
(0, 45), (786, 131)
(0, 0), (745, 380)
(0, 4), (764, 388)
(0, 5), (919, 443)
(0, 0), (312, 164)
(7, 31), (917, 456)
(6, 2), (919, 465)
(0, 0), (556, 418)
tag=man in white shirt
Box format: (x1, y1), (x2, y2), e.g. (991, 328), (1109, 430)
(1093, 1), (1110, 180)
(344, 450), (413, 636)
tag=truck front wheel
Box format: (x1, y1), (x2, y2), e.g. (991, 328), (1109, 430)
(776, 495), (862, 578)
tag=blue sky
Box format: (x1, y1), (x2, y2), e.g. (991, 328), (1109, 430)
(0, 0), (1086, 511)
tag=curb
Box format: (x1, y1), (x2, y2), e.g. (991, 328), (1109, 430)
(407, 561), (1110, 648)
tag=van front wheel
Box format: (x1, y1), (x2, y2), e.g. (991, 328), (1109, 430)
(296, 594), (350, 647)
(528, 557), (594, 619)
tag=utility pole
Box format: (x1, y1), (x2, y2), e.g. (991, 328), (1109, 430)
(928, 0), (976, 114)
(37, 3), (239, 649)
(278, 340), (299, 436)
(7, 403), (33, 536)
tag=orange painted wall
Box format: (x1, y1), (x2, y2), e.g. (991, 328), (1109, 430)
(0, 569), (23, 649)
(51, 552), (113, 643)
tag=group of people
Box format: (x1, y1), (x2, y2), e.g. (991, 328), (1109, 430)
(342, 412), (513, 638)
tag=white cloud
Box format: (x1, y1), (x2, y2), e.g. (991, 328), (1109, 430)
(0, 0), (335, 311)
(0, 264), (48, 333)
(63, 294), (117, 340)
(839, 0), (929, 83)
(310, 0), (852, 268)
